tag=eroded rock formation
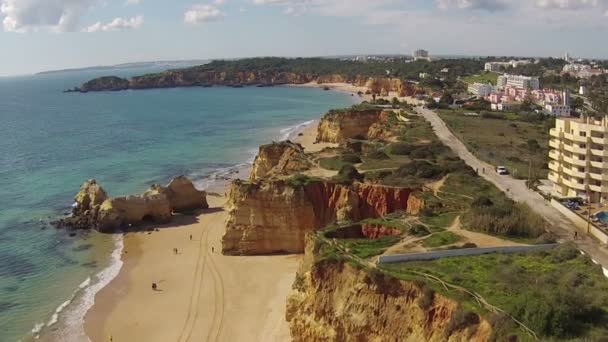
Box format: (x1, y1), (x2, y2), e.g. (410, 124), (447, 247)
(286, 258), (492, 342)
(316, 109), (386, 144)
(222, 179), (418, 255)
(249, 141), (311, 181)
(55, 176), (208, 232)
(286, 238), (493, 341)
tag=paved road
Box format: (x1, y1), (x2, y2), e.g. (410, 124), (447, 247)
(418, 106), (608, 269)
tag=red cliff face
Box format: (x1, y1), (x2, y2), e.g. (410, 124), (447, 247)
(222, 180), (418, 255)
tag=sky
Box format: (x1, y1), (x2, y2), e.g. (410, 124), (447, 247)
(1, 0), (608, 76)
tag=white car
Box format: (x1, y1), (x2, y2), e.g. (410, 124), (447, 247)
(496, 166), (509, 175)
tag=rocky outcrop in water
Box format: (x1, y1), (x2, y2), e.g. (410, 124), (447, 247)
(286, 249), (493, 342)
(55, 176), (208, 233)
(249, 141), (311, 181)
(221, 179), (418, 255)
(78, 76), (130, 92)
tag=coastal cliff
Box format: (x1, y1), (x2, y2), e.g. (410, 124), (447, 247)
(286, 238), (493, 342)
(249, 141), (311, 181)
(316, 108), (386, 144)
(55, 176), (208, 232)
(68, 58), (420, 94)
(221, 179), (418, 255)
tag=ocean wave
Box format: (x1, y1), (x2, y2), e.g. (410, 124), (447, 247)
(36, 235), (124, 342)
(189, 119), (316, 191)
(279, 119), (315, 141)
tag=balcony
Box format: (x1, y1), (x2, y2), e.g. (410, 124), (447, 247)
(549, 139), (561, 150)
(589, 184), (603, 193)
(548, 162), (560, 173)
(548, 150), (562, 161)
(590, 136), (608, 145)
(590, 148), (608, 158)
(563, 155), (587, 167)
(562, 178), (586, 191)
(549, 128), (561, 138)
(589, 160), (605, 169)
(563, 132), (588, 143)
(563, 167), (587, 179)
(548, 172), (560, 184)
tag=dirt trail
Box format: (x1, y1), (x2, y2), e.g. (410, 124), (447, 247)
(447, 216), (525, 248)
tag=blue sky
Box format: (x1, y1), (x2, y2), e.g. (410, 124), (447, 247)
(1, 0), (608, 76)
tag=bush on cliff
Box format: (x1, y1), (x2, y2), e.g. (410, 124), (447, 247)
(286, 174), (321, 189)
(318, 154), (362, 171)
(332, 165), (364, 184)
(462, 198), (546, 238)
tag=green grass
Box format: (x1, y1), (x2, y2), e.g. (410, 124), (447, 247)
(422, 231), (462, 247)
(462, 71), (500, 85)
(342, 236), (401, 258)
(438, 110), (549, 179)
(419, 212), (459, 230)
(382, 244), (608, 340)
(318, 157), (353, 171)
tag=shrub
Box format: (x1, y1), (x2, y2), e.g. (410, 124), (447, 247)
(366, 150), (390, 160)
(286, 174), (320, 188)
(397, 160), (444, 179)
(462, 201), (546, 238)
(445, 309), (479, 337)
(418, 287), (435, 310)
(388, 142), (412, 155)
(336, 165), (363, 182)
(340, 154), (363, 163)
(408, 224), (431, 237)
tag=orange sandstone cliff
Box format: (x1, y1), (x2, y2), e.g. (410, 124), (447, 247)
(221, 179), (418, 255)
(286, 238), (493, 342)
(249, 141), (311, 181)
(315, 109), (387, 144)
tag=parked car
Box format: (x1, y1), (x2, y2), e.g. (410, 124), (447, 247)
(496, 166), (509, 175)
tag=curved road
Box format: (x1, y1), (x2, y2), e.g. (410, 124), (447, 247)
(418, 106), (608, 269)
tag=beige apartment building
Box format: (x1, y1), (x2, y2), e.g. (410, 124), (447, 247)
(549, 116), (608, 203)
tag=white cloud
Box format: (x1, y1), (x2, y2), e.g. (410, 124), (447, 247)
(436, 0), (510, 11)
(184, 4), (224, 24)
(1, 0), (97, 32)
(536, 0), (605, 9)
(126, 0), (142, 5)
(84, 15), (143, 32)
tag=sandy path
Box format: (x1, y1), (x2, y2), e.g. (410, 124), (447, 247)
(418, 106), (608, 267)
(84, 195), (300, 342)
(447, 216), (525, 248)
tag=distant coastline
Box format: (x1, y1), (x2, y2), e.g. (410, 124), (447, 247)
(36, 60), (210, 75)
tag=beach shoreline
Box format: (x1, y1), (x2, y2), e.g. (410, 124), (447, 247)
(80, 119), (323, 342)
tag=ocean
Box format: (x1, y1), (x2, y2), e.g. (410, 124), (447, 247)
(0, 66), (356, 342)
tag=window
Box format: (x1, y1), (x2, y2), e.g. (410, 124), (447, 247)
(580, 132), (587, 137)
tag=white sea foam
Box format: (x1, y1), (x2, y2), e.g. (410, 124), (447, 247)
(279, 119), (315, 141)
(38, 235), (124, 342)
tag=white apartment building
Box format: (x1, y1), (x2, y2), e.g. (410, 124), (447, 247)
(496, 74), (540, 90)
(549, 116), (608, 203)
(413, 49), (431, 61)
(544, 103), (571, 117)
(485, 60), (531, 72)
(468, 83), (493, 98)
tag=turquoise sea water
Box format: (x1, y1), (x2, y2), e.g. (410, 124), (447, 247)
(0, 67), (355, 342)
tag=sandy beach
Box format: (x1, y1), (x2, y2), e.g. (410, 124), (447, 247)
(82, 122), (329, 342)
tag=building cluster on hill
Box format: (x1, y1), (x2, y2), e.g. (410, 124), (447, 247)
(563, 62), (606, 79)
(484, 60), (531, 72)
(468, 74), (571, 116)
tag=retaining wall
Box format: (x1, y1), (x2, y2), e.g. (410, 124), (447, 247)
(377, 244), (558, 264)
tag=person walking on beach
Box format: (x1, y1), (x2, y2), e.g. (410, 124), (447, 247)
(152, 282), (157, 291)
(211, 246), (215, 253)
(190, 234), (192, 241)
(109, 335), (113, 342)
